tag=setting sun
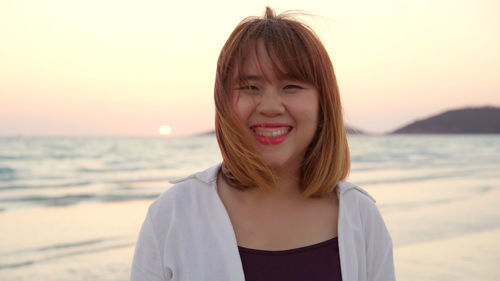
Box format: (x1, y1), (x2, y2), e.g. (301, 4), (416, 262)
(158, 125), (172, 135)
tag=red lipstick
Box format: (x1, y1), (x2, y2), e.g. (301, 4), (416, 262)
(250, 123), (292, 145)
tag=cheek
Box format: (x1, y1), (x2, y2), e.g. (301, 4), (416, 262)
(232, 94), (256, 124)
(307, 95), (320, 126)
(288, 97), (319, 126)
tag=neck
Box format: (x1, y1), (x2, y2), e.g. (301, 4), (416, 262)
(266, 167), (303, 198)
(220, 167), (306, 205)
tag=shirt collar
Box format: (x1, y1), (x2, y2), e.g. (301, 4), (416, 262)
(173, 162), (375, 202)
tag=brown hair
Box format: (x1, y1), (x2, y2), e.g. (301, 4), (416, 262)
(215, 7), (350, 198)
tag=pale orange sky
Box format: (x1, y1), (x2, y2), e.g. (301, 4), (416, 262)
(1, 0), (499, 136)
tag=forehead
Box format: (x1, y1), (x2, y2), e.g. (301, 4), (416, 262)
(234, 42), (289, 82)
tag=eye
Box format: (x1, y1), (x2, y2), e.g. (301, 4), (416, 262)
(236, 85), (260, 95)
(283, 84), (303, 90)
(239, 85), (259, 91)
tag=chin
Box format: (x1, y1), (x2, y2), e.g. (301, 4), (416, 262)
(262, 156), (297, 173)
(262, 157), (284, 168)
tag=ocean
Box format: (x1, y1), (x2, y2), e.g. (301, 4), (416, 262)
(0, 135), (499, 280)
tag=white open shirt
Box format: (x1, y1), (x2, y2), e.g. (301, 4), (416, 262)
(131, 164), (395, 281)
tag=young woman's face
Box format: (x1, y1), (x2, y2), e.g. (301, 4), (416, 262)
(231, 42), (319, 173)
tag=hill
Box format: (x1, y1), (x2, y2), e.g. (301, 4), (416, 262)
(345, 126), (364, 134)
(391, 106), (500, 134)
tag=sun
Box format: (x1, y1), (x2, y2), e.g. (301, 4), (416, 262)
(158, 125), (172, 135)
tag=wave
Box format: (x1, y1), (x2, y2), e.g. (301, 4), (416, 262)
(0, 237), (134, 270)
(379, 185), (493, 212)
(0, 167), (16, 182)
(78, 166), (148, 173)
(77, 163), (173, 173)
(0, 155), (27, 160)
(36, 239), (106, 252)
(2, 239), (108, 257)
(381, 198), (463, 212)
(98, 193), (160, 202)
(0, 176), (175, 191)
(0, 192), (160, 207)
(0, 260), (34, 269)
(355, 168), (490, 186)
(1, 236), (130, 257)
(0, 243), (134, 269)
(0, 167), (15, 174)
(0, 181), (93, 191)
(0, 194), (94, 206)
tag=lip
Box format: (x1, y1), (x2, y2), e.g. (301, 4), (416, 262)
(250, 123), (292, 128)
(250, 123), (293, 145)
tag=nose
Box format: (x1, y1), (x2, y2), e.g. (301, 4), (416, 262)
(255, 87), (285, 117)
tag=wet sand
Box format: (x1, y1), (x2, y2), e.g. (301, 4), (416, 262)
(1, 175), (499, 280)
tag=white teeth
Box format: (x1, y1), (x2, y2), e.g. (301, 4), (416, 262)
(254, 127), (290, 137)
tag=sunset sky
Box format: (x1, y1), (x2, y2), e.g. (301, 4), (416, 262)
(1, 0), (499, 136)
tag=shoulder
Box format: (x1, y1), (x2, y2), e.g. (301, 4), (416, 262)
(337, 181), (386, 227)
(336, 181), (395, 280)
(168, 163), (221, 186)
(338, 180), (392, 241)
(147, 164), (221, 221)
(337, 180), (376, 205)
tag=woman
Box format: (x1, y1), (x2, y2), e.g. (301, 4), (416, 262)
(131, 7), (395, 281)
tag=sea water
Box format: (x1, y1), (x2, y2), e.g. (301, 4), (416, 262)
(0, 135), (499, 280)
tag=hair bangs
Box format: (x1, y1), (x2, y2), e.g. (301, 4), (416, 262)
(230, 20), (317, 89)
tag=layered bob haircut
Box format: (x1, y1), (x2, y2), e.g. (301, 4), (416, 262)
(215, 7), (350, 198)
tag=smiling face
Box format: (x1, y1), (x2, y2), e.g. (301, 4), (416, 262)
(215, 10), (350, 196)
(231, 42), (319, 174)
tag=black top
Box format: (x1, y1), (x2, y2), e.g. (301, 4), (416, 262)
(237, 236), (342, 281)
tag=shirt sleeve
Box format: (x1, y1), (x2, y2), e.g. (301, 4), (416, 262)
(363, 199), (396, 281)
(131, 210), (172, 281)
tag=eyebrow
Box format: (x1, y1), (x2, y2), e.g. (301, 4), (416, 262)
(239, 73), (301, 83)
(243, 75), (264, 81)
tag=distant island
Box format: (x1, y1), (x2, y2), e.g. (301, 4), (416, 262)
(391, 106), (500, 134)
(196, 125), (365, 136)
(345, 126), (364, 134)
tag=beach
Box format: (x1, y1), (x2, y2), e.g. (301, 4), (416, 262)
(1, 135), (499, 280)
